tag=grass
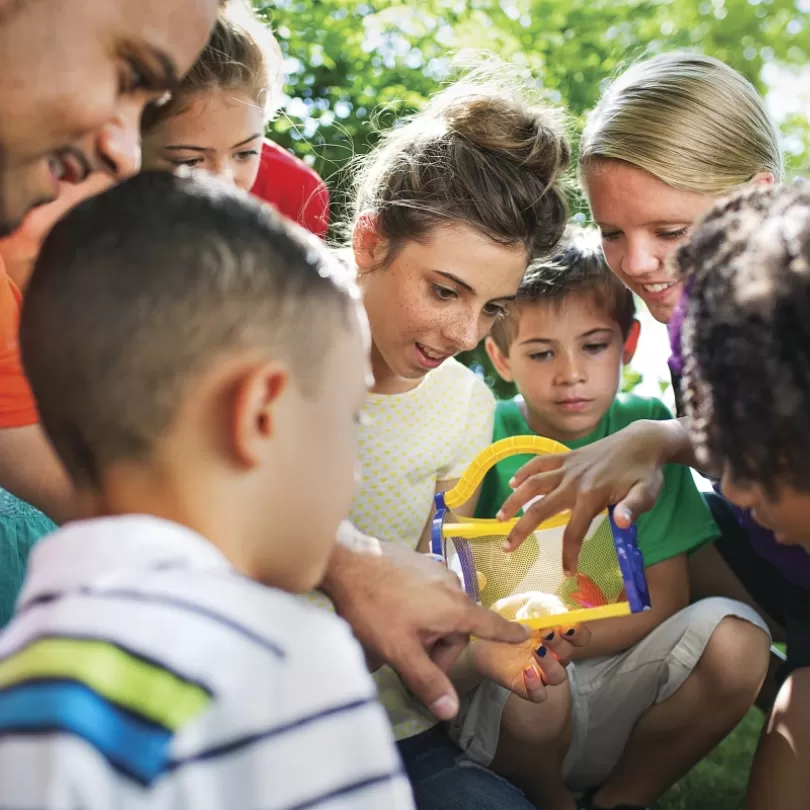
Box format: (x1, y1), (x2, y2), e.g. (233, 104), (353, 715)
(654, 709), (763, 810)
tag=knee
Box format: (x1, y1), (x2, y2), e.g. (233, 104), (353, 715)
(500, 680), (572, 748)
(699, 614), (771, 700)
(769, 667), (810, 748)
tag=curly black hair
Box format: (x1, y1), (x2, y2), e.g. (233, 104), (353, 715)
(678, 179), (810, 494)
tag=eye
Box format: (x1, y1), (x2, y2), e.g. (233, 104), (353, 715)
(120, 59), (151, 94)
(600, 230), (621, 243)
(583, 342), (609, 354)
(169, 158), (203, 169)
(658, 227), (689, 241)
(235, 149), (260, 162)
(529, 350), (553, 362)
(431, 284), (457, 302)
(483, 302), (507, 318)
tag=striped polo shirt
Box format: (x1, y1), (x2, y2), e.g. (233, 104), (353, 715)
(0, 515), (414, 810)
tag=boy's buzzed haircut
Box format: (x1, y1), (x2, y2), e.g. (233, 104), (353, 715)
(679, 180), (810, 494)
(20, 171), (358, 489)
(490, 224), (635, 353)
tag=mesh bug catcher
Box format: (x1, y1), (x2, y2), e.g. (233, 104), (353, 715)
(431, 436), (651, 631)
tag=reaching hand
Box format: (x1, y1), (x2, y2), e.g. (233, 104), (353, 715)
(322, 542), (530, 720)
(498, 420), (675, 572)
(467, 623), (590, 702)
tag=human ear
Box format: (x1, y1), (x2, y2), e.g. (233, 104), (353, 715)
(485, 336), (515, 383)
(751, 171), (775, 187)
(352, 212), (387, 273)
(231, 362), (289, 467)
(622, 319), (641, 365)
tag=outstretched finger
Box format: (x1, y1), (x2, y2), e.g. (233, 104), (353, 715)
(532, 643), (567, 687)
(497, 468), (563, 522)
(509, 453), (565, 488)
(558, 623), (590, 648)
(561, 499), (603, 575)
(393, 640), (461, 721)
(615, 476), (663, 527)
(503, 488), (570, 552)
(520, 662), (548, 703)
(454, 600), (529, 645)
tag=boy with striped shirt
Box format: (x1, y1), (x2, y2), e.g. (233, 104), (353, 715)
(0, 172), (414, 809)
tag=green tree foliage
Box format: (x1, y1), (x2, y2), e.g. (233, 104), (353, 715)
(256, 0), (810, 394)
(260, 0), (810, 228)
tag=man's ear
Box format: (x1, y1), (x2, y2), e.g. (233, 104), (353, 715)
(352, 212), (387, 274)
(485, 336), (515, 383)
(622, 319), (641, 365)
(231, 362), (289, 467)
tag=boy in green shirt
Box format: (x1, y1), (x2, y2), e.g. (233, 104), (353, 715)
(448, 226), (771, 810)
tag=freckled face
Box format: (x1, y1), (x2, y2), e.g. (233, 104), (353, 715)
(357, 223), (528, 394)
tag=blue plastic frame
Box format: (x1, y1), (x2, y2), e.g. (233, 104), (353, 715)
(607, 505), (651, 613)
(433, 492), (651, 614)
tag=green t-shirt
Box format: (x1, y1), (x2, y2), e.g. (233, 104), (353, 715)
(475, 394), (718, 567)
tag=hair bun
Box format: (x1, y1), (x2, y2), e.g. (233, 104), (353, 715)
(437, 88), (570, 187)
(352, 58), (571, 260)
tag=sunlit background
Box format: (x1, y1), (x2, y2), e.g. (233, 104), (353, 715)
(256, 0), (810, 408)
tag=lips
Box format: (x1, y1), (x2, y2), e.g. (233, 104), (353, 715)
(640, 280), (680, 302)
(415, 342), (451, 370)
(554, 398), (593, 413)
(49, 148), (91, 185)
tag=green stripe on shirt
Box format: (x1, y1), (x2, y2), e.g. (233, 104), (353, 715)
(0, 636), (210, 730)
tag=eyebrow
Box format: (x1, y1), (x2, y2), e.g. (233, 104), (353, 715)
(163, 133), (263, 154)
(150, 48), (180, 90)
(435, 271), (516, 304)
(120, 42), (180, 92)
(596, 219), (691, 229)
(519, 327), (615, 346)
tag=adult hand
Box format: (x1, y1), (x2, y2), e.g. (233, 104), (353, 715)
(498, 420), (687, 572)
(320, 542), (529, 721)
(467, 623), (590, 702)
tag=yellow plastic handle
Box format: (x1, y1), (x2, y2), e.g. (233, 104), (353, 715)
(444, 435), (570, 509)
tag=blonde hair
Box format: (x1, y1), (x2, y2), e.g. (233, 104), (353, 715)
(580, 52), (782, 194)
(141, 0), (284, 131)
(351, 62), (571, 264)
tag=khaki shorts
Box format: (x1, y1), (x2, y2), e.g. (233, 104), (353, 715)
(449, 597), (769, 792)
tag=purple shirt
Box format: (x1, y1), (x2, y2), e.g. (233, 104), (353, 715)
(669, 286), (810, 587)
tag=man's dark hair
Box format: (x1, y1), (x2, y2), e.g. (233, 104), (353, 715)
(490, 224), (635, 353)
(20, 171), (357, 488)
(679, 179), (810, 494)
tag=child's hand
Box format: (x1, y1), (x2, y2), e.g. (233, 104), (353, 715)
(468, 623), (590, 702)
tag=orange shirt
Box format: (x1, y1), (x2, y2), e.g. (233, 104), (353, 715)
(0, 256), (37, 428)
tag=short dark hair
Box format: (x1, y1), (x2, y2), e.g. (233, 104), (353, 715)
(679, 180), (810, 494)
(20, 171), (357, 489)
(490, 224), (635, 353)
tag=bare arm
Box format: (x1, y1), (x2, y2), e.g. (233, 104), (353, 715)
(0, 424), (73, 523)
(571, 555), (689, 660)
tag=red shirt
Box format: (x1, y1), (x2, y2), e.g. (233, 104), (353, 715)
(250, 139), (329, 239)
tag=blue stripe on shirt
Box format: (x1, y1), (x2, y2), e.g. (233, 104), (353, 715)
(287, 770), (408, 810)
(0, 680), (172, 786)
